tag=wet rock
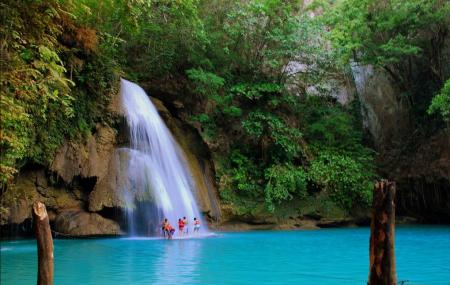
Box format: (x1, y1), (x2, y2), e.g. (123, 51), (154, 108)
(88, 148), (133, 211)
(50, 125), (116, 183)
(316, 219), (356, 228)
(7, 199), (31, 224)
(54, 210), (123, 236)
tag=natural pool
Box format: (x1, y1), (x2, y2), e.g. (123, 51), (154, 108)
(1, 226), (450, 285)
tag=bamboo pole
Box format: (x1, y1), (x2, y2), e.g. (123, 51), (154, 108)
(368, 180), (397, 285)
(32, 201), (54, 285)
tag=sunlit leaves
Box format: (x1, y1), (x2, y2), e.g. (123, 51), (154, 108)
(308, 152), (373, 209)
(264, 164), (307, 211)
(428, 79), (450, 122)
(0, 0), (75, 184)
(325, 0), (450, 68)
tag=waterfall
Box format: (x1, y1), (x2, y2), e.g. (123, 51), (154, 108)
(119, 78), (206, 236)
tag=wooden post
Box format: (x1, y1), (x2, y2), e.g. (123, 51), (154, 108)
(32, 201), (54, 285)
(368, 180), (397, 285)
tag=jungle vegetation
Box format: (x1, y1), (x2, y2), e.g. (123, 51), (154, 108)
(1, 0), (449, 216)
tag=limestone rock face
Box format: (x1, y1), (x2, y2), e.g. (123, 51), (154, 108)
(351, 64), (450, 222)
(50, 125), (116, 183)
(88, 148), (133, 211)
(1, 167), (123, 237)
(54, 210), (122, 236)
(351, 64), (411, 150)
(6, 199), (31, 225)
(0, 170), (83, 226)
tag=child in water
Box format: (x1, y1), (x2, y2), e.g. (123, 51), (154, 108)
(193, 217), (200, 234)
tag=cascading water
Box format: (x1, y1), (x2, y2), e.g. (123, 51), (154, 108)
(119, 78), (206, 236)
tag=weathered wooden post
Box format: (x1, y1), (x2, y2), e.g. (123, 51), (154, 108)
(368, 180), (397, 285)
(32, 201), (54, 285)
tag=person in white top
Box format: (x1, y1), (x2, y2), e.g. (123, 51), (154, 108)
(182, 216), (189, 235)
(193, 217), (200, 234)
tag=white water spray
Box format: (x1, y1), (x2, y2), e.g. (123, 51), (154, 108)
(119, 78), (206, 236)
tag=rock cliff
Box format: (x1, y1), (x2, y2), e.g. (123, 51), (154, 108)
(352, 65), (450, 222)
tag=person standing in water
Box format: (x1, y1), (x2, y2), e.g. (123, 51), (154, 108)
(182, 216), (189, 235)
(178, 218), (185, 236)
(193, 217), (200, 234)
(166, 221), (175, 240)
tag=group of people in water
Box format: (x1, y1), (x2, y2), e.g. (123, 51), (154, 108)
(161, 217), (201, 239)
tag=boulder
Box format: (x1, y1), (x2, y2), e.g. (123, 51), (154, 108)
(54, 210), (123, 236)
(7, 199), (31, 224)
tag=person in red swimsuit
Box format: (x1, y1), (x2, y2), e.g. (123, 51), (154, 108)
(178, 218), (185, 236)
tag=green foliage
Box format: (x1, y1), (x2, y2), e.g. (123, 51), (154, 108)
(190, 113), (217, 140)
(0, 0), (73, 183)
(428, 79), (450, 122)
(308, 152), (373, 210)
(72, 0), (208, 79)
(186, 68), (225, 97)
(323, 0), (450, 126)
(228, 150), (262, 194)
(231, 83), (282, 100)
(242, 111), (302, 160)
(0, 0), (118, 186)
(299, 96), (372, 156)
(2, 0), (384, 217)
(324, 0), (450, 68)
(299, 96), (375, 210)
(264, 164), (307, 212)
(185, 1), (374, 214)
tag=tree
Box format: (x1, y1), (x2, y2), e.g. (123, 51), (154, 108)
(324, 0), (450, 89)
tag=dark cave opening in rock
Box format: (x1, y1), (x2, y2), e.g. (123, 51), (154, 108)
(397, 177), (450, 223)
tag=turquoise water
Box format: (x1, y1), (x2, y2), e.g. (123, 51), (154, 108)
(1, 226), (450, 285)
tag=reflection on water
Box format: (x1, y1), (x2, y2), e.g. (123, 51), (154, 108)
(154, 240), (201, 285)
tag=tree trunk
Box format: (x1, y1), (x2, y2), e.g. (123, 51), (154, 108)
(368, 180), (397, 285)
(32, 201), (54, 285)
